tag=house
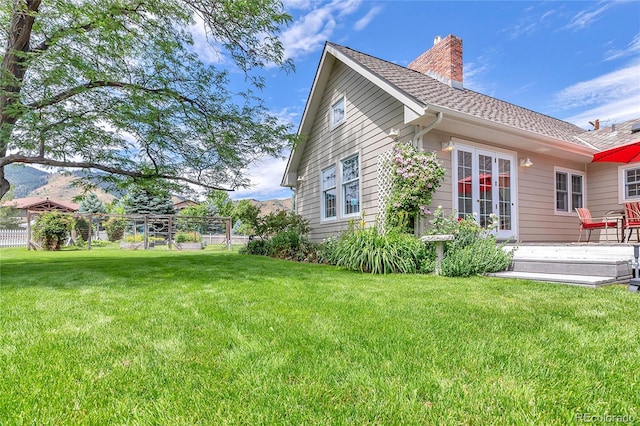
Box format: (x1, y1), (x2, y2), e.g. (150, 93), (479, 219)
(1, 196), (79, 219)
(281, 34), (640, 243)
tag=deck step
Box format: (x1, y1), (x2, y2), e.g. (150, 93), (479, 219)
(487, 271), (620, 287)
(510, 258), (631, 278)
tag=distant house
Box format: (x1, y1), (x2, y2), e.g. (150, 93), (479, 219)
(1, 197), (79, 218)
(172, 198), (199, 211)
(281, 35), (640, 242)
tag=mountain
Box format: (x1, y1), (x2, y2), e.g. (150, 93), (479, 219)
(248, 198), (292, 215)
(4, 164), (49, 197)
(28, 173), (115, 203)
(3, 165), (292, 215)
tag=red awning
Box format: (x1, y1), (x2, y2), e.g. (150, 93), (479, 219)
(592, 141), (640, 163)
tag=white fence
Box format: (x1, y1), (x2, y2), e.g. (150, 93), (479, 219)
(0, 229), (27, 247)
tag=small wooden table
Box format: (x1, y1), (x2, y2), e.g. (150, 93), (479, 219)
(421, 234), (455, 275)
(605, 210), (625, 242)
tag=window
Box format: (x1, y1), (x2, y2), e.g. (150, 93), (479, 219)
(622, 166), (640, 200)
(330, 97), (345, 127)
(555, 168), (584, 214)
(321, 165), (337, 220)
(319, 154), (361, 221)
(341, 155), (360, 216)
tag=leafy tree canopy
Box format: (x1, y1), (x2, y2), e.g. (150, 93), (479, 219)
(0, 0), (295, 201)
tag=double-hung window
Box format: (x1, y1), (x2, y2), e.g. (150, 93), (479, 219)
(621, 166), (640, 201)
(341, 155), (360, 216)
(320, 154), (360, 221)
(321, 165), (337, 220)
(555, 168), (584, 214)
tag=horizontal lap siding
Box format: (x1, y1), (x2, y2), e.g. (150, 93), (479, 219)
(422, 133), (589, 242)
(587, 162), (621, 215)
(516, 152), (586, 242)
(296, 62), (410, 241)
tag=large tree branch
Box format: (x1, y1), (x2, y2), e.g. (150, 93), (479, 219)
(0, 154), (230, 191)
(26, 80), (207, 112)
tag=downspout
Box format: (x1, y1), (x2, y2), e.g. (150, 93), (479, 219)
(413, 111), (443, 146)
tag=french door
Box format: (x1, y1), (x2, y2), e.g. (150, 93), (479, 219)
(454, 147), (516, 239)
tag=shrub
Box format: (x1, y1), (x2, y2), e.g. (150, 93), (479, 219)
(240, 239), (270, 256)
(268, 230), (319, 262)
(75, 217), (91, 241)
(424, 206), (515, 277)
(328, 222), (428, 274)
(175, 232), (201, 243)
(122, 235), (144, 243)
(440, 236), (513, 277)
(105, 217), (128, 241)
(33, 212), (74, 250)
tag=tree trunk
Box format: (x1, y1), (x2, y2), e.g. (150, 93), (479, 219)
(0, 1), (41, 200)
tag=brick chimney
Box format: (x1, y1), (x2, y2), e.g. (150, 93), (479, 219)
(408, 34), (463, 89)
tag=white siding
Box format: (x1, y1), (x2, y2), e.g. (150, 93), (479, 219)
(295, 62), (412, 241)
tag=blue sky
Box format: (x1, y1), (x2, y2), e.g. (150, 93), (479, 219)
(203, 1), (640, 201)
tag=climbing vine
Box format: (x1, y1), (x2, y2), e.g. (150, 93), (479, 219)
(386, 143), (445, 232)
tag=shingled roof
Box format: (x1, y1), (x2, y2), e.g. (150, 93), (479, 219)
(572, 118), (640, 150)
(328, 42), (589, 147)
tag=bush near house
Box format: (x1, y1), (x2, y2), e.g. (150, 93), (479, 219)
(425, 207), (515, 277)
(239, 210), (319, 262)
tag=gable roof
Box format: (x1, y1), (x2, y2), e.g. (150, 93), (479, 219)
(1, 197), (79, 212)
(282, 41), (622, 186)
(327, 42), (588, 145)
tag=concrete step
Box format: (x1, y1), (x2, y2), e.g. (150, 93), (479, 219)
(487, 271), (620, 287)
(510, 258), (631, 278)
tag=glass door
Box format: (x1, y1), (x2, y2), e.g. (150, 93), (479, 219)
(454, 147), (516, 239)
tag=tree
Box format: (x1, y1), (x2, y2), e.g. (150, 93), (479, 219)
(78, 192), (106, 214)
(124, 187), (175, 216)
(0, 185), (21, 228)
(206, 189), (234, 217)
(0, 1), (295, 201)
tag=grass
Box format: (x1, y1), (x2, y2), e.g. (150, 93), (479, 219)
(1, 247), (639, 425)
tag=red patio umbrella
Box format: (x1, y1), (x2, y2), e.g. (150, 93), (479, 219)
(592, 141), (640, 163)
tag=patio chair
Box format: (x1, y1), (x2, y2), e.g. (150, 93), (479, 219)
(624, 201), (640, 242)
(575, 208), (617, 242)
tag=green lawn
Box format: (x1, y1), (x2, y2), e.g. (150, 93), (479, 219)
(1, 247), (638, 425)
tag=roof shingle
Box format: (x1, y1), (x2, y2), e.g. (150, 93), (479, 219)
(329, 42), (590, 146)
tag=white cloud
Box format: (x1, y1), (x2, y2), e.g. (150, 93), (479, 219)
(604, 33), (640, 61)
(463, 51), (497, 95)
(563, 3), (612, 31)
(555, 59), (640, 126)
(188, 15), (227, 65)
(230, 155), (293, 201)
(563, 96), (640, 128)
(281, 0), (362, 60)
(353, 5), (382, 31)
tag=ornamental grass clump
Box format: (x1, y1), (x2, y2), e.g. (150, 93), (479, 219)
(386, 143), (445, 231)
(327, 219), (428, 274)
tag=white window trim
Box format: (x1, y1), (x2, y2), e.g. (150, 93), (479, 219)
(554, 167), (586, 216)
(320, 164), (337, 222)
(340, 153), (361, 219)
(618, 164), (640, 203)
(330, 95), (346, 129)
(318, 152), (361, 222)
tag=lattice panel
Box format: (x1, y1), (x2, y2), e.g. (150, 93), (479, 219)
(376, 149), (394, 232)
